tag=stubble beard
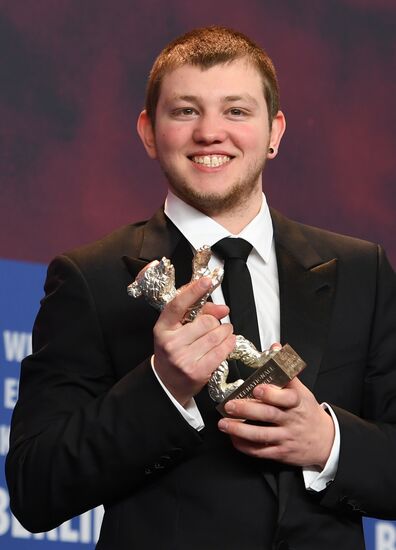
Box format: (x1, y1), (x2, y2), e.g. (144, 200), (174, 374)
(162, 160), (266, 217)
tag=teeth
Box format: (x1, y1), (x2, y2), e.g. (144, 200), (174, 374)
(191, 155), (231, 167)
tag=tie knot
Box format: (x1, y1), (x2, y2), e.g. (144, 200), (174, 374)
(212, 237), (253, 262)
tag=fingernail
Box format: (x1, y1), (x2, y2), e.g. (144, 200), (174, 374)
(254, 386), (264, 398)
(271, 343), (282, 351)
(199, 278), (211, 289)
(225, 401), (235, 413)
(218, 419), (228, 431)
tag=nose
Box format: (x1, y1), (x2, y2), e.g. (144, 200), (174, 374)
(192, 114), (227, 144)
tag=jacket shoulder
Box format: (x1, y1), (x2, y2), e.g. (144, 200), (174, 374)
(271, 208), (380, 263)
(60, 220), (148, 272)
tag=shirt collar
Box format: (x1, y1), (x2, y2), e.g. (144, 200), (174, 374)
(164, 190), (273, 263)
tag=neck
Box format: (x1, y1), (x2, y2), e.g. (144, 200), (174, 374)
(209, 189), (263, 234)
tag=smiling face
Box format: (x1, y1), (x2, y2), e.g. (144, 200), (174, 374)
(138, 58), (286, 226)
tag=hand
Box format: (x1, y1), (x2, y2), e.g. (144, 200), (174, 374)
(153, 277), (236, 407)
(218, 376), (335, 469)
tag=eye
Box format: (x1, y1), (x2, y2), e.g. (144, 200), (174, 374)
(227, 107), (250, 119)
(229, 108), (244, 116)
(172, 107), (198, 118)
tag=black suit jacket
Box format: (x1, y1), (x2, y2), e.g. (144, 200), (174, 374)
(6, 208), (396, 550)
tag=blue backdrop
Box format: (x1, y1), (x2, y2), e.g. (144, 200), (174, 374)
(0, 259), (103, 548)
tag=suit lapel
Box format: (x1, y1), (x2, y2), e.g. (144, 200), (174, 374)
(122, 207), (193, 339)
(123, 207), (192, 280)
(271, 209), (338, 520)
(139, 207), (184, 261)
(140, 207), (194, 286)
(277, 248), (337, 390)
(271, 209), (337, 390)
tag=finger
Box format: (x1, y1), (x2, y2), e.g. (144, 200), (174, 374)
(184, 320), (234, 358)
(154, 316), (226, 367)
(229, 435), (286, 461)
(178, 329), (235, 381)
(223, 398), (285, 424)
(192, 328), (236, 371)
(156, 277), (212, 328)
(156, 322), (234, 378)
(164, 313), (231, 350)
(201, 301), (230, 320)
(218, 418), (286, 446)
(269, 342), (282, 352)
(286, 376), (305, 391)
(253, 384), (299, 409)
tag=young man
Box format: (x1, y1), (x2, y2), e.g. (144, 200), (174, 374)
(7, 27), (396, 550)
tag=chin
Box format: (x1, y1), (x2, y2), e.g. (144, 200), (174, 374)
(172, 185), (255, 217)
(165, 163), (263, 216)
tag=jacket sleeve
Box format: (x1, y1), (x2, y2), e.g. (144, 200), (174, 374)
(320, 246), (396, 519)
(5, 254), (202, 532)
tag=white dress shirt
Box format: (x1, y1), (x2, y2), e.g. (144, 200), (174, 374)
(151, 190), (339, 491)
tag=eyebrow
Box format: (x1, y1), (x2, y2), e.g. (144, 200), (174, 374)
(171, 94), (260, 106)
(173, 95), (200, 103)
(223, 95), (259, 106)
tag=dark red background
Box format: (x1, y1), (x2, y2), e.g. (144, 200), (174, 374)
(1, 0), (395, 266)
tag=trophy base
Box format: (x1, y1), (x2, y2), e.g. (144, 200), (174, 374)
(216, 344), (307, 417)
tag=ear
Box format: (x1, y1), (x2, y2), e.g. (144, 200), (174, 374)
(137, 110), (157, 159)
(267, 110), (286, 159)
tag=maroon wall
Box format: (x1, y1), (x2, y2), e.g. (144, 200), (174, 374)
(1, 0), (395, 266)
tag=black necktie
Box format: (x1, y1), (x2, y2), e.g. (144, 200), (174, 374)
(212, 238), (261, 378)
